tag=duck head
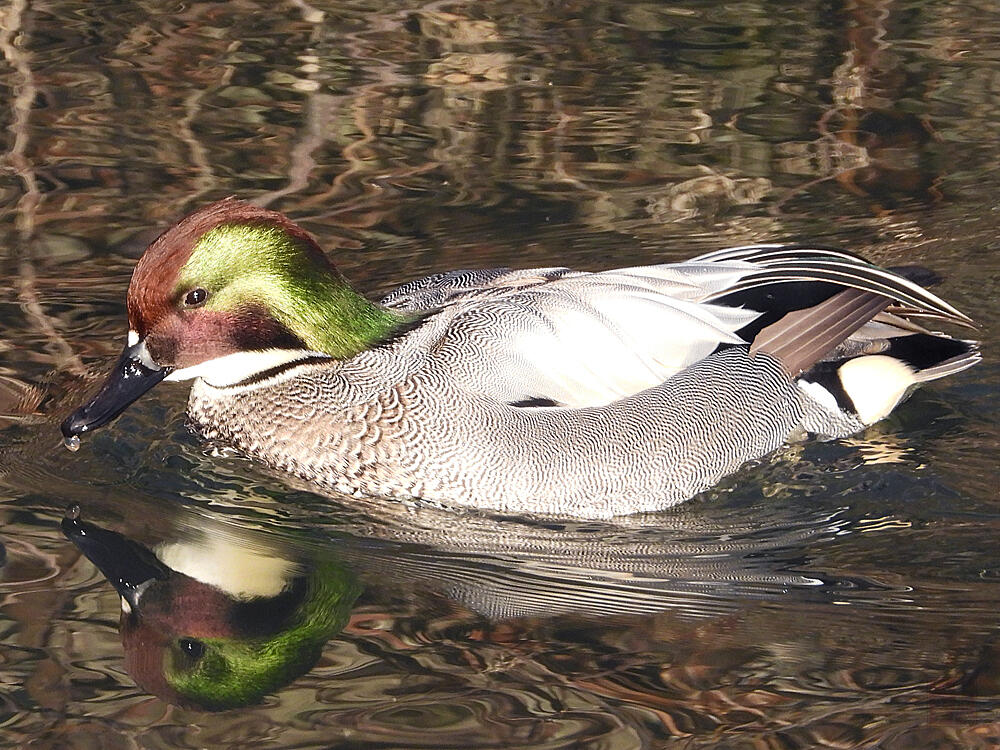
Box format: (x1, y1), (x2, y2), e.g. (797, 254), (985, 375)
(62, 507), (361, 710)
(61, 198), (404, 440)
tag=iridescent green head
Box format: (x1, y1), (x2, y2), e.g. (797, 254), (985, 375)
(121, 560), (360, 711)
(63, 510), (361, 712)
(62, 198), (405, 439)
(128, 198), (403, 368)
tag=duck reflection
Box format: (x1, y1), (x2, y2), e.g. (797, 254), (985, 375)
(60, 498), (824, 711)
(61, 506), (359, 711)
(61, 500), (998, 726)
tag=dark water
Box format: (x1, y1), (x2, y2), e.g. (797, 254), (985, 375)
(1, 0), (998, 747)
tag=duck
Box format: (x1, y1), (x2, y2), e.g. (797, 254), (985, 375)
(61, 198), (980, 518)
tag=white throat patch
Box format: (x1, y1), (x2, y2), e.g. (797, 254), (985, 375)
(164, 349), (329, 387)
(155, 535), (299, 600)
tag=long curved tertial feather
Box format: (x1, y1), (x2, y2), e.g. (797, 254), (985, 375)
(698, 248), (975, 328)
(750, 289), (890, 376)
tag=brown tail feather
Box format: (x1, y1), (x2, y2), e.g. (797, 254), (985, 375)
(749, 288), (890, 377)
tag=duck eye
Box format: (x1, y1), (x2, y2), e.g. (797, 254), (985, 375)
(183, 288), (208, 307)
(178, 638), (205, 660)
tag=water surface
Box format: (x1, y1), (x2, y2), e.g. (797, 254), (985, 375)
(1, 0), (998, 747)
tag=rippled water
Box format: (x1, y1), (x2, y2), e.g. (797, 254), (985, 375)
(1, 0), (998, 747)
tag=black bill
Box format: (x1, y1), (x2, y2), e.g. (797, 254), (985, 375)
(61, 506), (169, 610)
(61, 341), (171, 439)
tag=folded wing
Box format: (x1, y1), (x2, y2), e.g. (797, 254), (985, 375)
(381, 245), (976, 409)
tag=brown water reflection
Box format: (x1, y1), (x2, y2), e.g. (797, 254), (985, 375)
(1, 0), (998, 747)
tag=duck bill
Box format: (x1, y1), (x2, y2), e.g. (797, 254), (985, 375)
(61, 512), (170, 611)
(61, 341), (171, 439)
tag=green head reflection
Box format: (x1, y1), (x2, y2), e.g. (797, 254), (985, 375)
(62, 507), (361, 711)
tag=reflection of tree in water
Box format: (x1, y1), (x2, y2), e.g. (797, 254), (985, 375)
(2, 0), (967, 248)
(1, 1), (991, 275)
(772, 0), (945, 215)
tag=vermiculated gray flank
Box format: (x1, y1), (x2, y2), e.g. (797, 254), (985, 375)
(191, 347), (801, 517)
